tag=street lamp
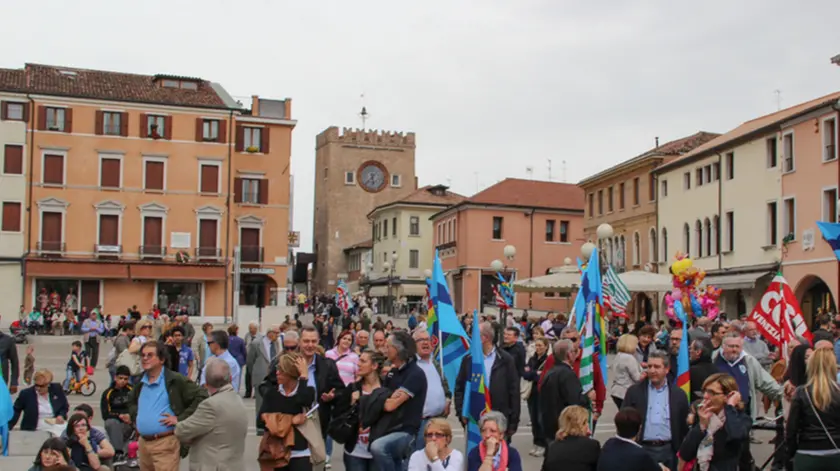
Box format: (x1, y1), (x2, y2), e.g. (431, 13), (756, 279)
(424, 269), (433, 279)
(384, 251), (398, 317)
(491, 245), (516, 328)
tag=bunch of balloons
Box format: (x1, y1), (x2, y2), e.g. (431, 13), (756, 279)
(663, 252), (722, 322)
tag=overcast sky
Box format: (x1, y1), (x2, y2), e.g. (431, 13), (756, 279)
(3, 1), (839, 252)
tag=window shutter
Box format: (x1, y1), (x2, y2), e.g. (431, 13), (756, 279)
(218, 120), (227, 144)
(120, 112), (128, 136)
(64, 108), (73, 133)
(235, 125), (245, 152)
(145, 161), (164, 190)
(21, 103), (29, 123)
(258, 179), (269, 204)
(195, 118), (203, 142)
(2, 202), (22, 232)
(37, 106), (47, 130)
(234, 178), (243, 203)
(139, 113), (147, 137)
(164, 116), (173, 140)
(200, 164), (219, 193)
(261, 127), (270, 153)
(0, 102), (6, 121)
(101, 158), (121, 187)
(3, 145), (23, 174)
(95, 111), (104, 135)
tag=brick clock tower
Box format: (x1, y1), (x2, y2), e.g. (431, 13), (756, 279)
(312, 126), (416, 292)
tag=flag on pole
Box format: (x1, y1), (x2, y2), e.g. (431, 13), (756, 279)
(816, 221), (840, 260)
(463, 309), (490, 455)
(493, 272), (514, 309)
(335, 279), (353, 314)
(429, 250), (470, 394)
(575, 248), (602, 394)
(673, 300), (691, 399)
(602, 265), (631, 318)
(593, 303), (609, 387)
(746, 273), (811, 349)
(0, 370), (12, 456)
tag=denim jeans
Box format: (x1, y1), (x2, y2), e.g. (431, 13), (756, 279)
(326, 436), (333, 462)
(414, 419), (429, 451)
(63, 367), (80, 389)
(370, 431), (413, 471)
(344, 453), (377, 471)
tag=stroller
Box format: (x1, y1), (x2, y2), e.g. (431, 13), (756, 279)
(9, 321), (27, 344)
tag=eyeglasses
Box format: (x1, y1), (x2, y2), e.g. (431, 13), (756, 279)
(703, 388), (725, 396)
(35, 384), (49, 390)
(424, 432), (448, 439)
(415, 337), (430, 342)
(140, 353), (158, 359)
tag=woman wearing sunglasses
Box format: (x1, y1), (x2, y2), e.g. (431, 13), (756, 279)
(408, 418), (463, 471)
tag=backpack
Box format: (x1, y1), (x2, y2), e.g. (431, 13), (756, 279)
(116, 348), (141, 376)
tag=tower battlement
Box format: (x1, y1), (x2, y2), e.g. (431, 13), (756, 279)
(316, 126), (415, 149)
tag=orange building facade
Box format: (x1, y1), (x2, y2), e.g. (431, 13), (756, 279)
(0, 64), (295, 320)
(431, 178), (584, 314)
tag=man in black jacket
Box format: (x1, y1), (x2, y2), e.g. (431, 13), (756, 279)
(0, 314), (20, 393)
(501, 327), (526, 378)
(101, 365), (134, 457)
(539, 338), (592, 442)
(454, 322), (520, 438)
(622, 351), (689, 471)
(597, 408), (661, 471)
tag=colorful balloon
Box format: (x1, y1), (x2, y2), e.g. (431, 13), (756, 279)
(663, 251), (721, 325)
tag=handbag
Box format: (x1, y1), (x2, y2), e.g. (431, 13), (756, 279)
(803, 388), (840, 451)
(296, 408), (327, 464)
(116, 349), (142, 376)
(327, 403), (359, 444)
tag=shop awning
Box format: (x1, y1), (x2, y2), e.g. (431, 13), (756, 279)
(369, 286), (388, 297)
(619, 271), (673, 292)
(400, 284), (428, 297)
(704, 271), (768, 290)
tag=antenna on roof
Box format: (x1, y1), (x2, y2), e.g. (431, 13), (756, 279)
(562, 160), (567, 183)
(655, 137), (660, 148)
(446, 178), (452, 187)
(548, 159), (552, 181)
(359, 93), (369, 130)
(525, 166), (534, 180)
(774, 90), (782, 111)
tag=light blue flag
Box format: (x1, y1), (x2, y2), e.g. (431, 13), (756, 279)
(463, 309), (488, 455)
(816, 221), (840, 261)
(430, 250), (469, 394)
(0, 369), (13, 456)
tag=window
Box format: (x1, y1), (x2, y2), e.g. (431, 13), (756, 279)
(597, 190), (603, 215)
(102, 112), (121, 136)
(180, 81), (198, 90)
(704, 165), (712, 184)
(766, 201), (778, 246)
(1, 101), (26, 121)
(823, 188), (838, 222)
(649, 176), (656, 201)
(383, 219), (388, 239)
(696, 168), (703, 187)
(661, 228), (668, 263)
(704, 218), (712, 256)
(695, 220), (703, 257)
(783, 198), (796, 240)
(619, 182), (625, 209)
(725, 211), (735, 251)
(202, 120), (219, 142)
(683, 172), (691, 190)
(392, 217), (396, 237)
(712, 162), (720, 181)
(46, 107), (66, 131)
(243, 127), (262, 151)
(587, 194), (594, 217)
(633, 177), (640, 205)
(766, 137), (778, 168)
(823, 118), (837, 162)
(1, 202), (21, 232)
(143, 158), (165, 191)
(409, 250), (419, 269)
(43, 153), (64, 185)
(99, 156), (121, 188)
(492, 216), (503, 240)
(242, 178), (260, 204)
(560, 220), (569, 242)
(161, 79), (180, 88)
(146, 115), (166, 138)
(199, 163), (220, 194)
(683, 223), (690, 254)
(783, 132), (794, 172)
(157, 282), (201, 316)
(660, 179), (668, 198)
(545, 220), (555, 241)
(3, 144), (23, 175)
(725, 152), (735, 180)
(391, 174), (401, 187)
(608, 187), (614, 212)
(713, 215), (720, 255)
(649, 228), (658, 263)
(632, 232), (640, 266)
(410, 216), (420, 236)
(345, 171), (355, 185)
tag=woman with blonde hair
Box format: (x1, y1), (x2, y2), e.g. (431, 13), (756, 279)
(786, 348), (840, 470)
(407, 418), (464, 471)
(610, 334), (644, 408)
(541, 405), (600, 471)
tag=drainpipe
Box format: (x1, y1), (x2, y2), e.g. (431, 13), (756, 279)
(716, 152), (723, 271)
(223, 110), (234, 323)
(835, 103), (840, 306)
(22, 95), (35, 304)
(528, 208), (535, 309)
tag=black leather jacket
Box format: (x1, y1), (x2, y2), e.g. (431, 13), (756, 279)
(787, 385), (840, 456)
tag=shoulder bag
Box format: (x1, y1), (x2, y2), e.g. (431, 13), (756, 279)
(804, 387), (840, 451)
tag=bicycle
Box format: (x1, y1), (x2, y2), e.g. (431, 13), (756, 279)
(65, 373), (97, 397)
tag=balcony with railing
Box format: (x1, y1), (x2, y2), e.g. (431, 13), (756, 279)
(195, 247), (222, 260)
(95, 244), (122, 259)
(37, 241), (66, 257)
(241, 191), (260, 204)
(140, 245), (167, 260)
(240, 245), (264, 263)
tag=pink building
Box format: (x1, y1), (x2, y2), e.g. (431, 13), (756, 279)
(430, 178), (584, 314)
(781, 93), (840, 324)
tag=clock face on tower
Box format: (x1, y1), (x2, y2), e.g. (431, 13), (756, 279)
(357, 161), (389, 193)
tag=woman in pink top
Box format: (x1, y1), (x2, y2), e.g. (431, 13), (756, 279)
(326, 329), (359, 386)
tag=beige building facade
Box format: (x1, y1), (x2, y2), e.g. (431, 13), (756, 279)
(312, 127), (416, 292)
(0, 94), (28, 321)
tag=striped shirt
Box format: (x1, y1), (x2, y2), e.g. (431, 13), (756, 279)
(326, 348), (359, 386)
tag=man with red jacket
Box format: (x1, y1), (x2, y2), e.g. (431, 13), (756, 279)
(539, 325), (606, 419)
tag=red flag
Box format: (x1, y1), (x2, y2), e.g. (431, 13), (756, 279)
(747, 273), (812, 349)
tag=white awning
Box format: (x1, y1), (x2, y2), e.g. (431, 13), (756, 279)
(513, 271), (580, 294)
(369, 286), (388, 297)
(618, 271), (673, 292)
(704, 272), (768, 290)
(400, 284), (428, 297)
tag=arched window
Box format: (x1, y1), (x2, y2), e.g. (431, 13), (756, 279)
(633, 232), (641, 266)
(619, 235), (626, 267)
(713, 215), (720, 255)
(661, 227), (668, 262)
(683, 223), (690, 254)
(704, 218), (712, 256)
(695, 220), (703, 257)
(649, 228), (658, 263)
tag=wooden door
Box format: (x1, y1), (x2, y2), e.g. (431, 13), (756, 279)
(143, 217), (163, 257)
(99, 215), (119, 246)
(241, 228), (260, 262)
(41, 212), (62, 252)
(80, 280), (100, 311)
(199, 219), (218, 257)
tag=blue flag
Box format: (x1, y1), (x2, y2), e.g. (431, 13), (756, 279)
(817, 221), (840, 260)
(0, 369), (13, 456)
(462, 309), (489, 455)
(429, 250), (469, 394)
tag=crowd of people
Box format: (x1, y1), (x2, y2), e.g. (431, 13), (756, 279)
(2, 305), (840, 471)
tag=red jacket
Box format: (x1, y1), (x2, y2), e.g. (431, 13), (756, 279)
(539, 350), (606, 414)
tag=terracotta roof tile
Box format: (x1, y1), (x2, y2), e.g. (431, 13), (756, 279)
(344, 239), (373, 252)
(0, 63), (230, 109)
(369, 185), (466, 217)
(467, 178), (584, 211)
(658, 90), (840, 172)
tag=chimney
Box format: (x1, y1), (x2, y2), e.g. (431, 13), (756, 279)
(251, 95), (260, 116)
(415, 176), (419, 190)
(655, 136), (660, 149)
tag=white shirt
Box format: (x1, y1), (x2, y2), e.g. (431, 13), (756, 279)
(407, 448), (464, 471)
(37, 393), (53, 420)
(416, 355), (446, 418)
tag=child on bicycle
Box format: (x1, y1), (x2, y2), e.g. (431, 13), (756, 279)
(63, 340), (88, 390)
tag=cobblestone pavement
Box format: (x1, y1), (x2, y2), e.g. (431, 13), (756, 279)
(2, 333), (782, 470)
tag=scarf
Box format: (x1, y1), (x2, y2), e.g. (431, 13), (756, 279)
(479, 440), (509, 471)
(696, 410), (726, 471)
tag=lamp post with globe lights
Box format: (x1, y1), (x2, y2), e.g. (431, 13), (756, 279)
(490, 244), (516, 328)
(383, 251), (398, 317)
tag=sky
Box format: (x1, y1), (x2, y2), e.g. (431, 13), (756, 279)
(2, 1), (839, 252)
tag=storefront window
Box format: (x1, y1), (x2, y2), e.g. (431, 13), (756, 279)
(157, 282), (202, 316)
(35, 279), (79, 313)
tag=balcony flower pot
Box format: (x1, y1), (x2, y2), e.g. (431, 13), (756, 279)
(176, 250), (191, 264)
(246, 146), (259, 153)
